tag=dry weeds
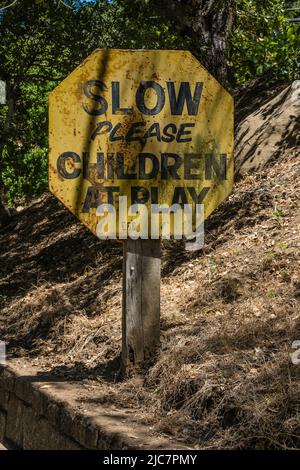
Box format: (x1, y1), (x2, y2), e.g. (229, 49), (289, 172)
(0, 147), (299, 448)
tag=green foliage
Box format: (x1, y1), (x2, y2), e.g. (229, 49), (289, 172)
(1, 79), (53, 204)
(230, 0), (300, 84)
(0, 0), (299, 205)
(2, 147), (48, 204)
(273, 207), (284, 218)
(0, 0), (95, 204)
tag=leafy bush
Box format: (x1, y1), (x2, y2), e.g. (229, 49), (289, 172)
(2, 147), (48, 205)
(230, 0), (300, 85)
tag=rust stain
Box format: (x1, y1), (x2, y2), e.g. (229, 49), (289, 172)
(49, 49), (234, 238)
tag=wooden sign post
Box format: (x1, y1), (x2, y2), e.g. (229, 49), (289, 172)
(49, 49), (234, 373)
(122, 239), (160, 370)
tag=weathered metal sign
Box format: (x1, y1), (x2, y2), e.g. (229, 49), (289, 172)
(49, 49), (233, 238)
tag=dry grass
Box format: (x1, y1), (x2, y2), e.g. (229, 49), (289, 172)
(0, 145), (300, 448)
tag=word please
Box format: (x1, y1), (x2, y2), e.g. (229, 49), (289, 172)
(90, 121), (195, 143)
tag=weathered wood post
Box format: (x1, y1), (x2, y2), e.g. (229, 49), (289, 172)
(122, 239), (160, 371)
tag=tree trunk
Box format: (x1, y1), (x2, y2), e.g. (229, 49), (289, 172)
(191, 0), (235, 88)
(0, 82), (15, 227)
(0, 191), (11, 227)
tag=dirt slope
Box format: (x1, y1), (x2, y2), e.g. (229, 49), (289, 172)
(0, 82), (300, 449)
(235, 81), (300, 176)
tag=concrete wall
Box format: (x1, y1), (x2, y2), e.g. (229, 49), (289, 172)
(0, 367), (118, 450)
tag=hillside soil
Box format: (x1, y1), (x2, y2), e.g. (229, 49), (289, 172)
(0, 80), (300, 449)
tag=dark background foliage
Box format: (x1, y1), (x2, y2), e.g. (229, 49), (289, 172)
(0, 0), (299, 205)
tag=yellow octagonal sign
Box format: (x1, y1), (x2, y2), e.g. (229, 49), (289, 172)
(49, 49), (233, 240)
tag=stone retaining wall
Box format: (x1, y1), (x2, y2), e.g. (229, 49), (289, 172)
(0, 364), (187, 450)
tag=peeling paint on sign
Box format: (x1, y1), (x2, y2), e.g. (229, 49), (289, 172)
(49, 49), (234, 237)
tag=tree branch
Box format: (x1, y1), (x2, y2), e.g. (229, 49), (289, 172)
(0, 0), (18, 12)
